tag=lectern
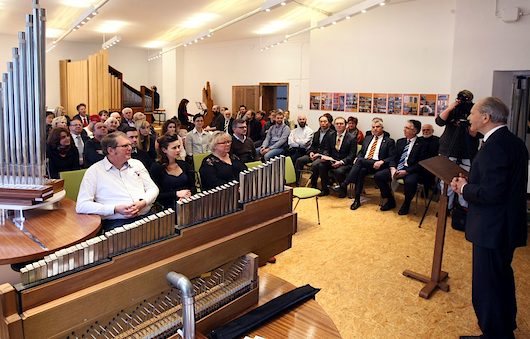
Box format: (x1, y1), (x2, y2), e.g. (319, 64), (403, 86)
(403, 156), (468, 299)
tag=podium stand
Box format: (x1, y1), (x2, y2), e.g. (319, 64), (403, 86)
(403, 156), (468, 299)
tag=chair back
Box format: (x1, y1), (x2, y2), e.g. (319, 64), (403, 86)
(284, 157), (297, 185)
(192, 152), (211, 189)
(59, 168), (87, 201)
(245, 160), (262, 169)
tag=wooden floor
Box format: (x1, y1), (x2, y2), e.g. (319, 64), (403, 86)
(260, 187), (530, 339)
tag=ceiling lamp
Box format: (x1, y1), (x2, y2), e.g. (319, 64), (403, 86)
(102, 35), (121, 49)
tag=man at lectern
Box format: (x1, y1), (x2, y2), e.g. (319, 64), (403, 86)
(77, 131), (159, 231)
(451, 97), (528, 339)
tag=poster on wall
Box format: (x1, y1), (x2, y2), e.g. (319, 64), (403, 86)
(436, 94), (450, 116)
(373, 93), (388, 114)
(358, 93), (373, 113)
(320, 93), (333, 111)
(345, 93), (358, 112)
(310, 92), (321, 110)
(402, 94), (419, 115)
(419, 94), (437, 116)
(333, 93), (345, 111)
(387, 94), (403, 114)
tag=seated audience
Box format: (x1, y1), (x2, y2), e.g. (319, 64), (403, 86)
(124, 127), (153, 170)
(104, 116), (120, 133)
(98, 109), (109, 123)
(230, 118), (257, 163)
(136, 120), (157, 161)
(161, 119), (186, 159)
(185, 114), (211, 159)
(257, 111), (290, 161)
(317, 117), (357, 197)
(418, 123), (440, 197)
(200, 131), (247, 190)
(295, 115), (335, 186)
(84, 115), (100, 139)
(245, 110), (262, 144)
(209, 105), (223, 130)
(342, 118), (396, 211)
(69, 118), (89, 168)
(347, 116), (365, 144)
(324, 113), (336, 131)
(237, 105), (247, 119)
(84, 122), (108, 167)
(373, 120), (426, 215)
(287, 114), (313, 165)
(365, 117), (391, 138)
(46, 127), (80, 179)
(119, 107), (135, 131)
(76, 132), (159, 231)
(45, 112), (54, 137)
(150, 134), (195, 209)
(215, 109), (234, 135)
(51, 116), (68, 129)
(73, 103), (89, 127)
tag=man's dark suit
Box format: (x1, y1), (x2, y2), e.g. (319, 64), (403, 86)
(215, 118), (234, 135)
(343, 133), (396, 199)
(72, 113), (89, 127)
(84, 138), (104, 167)
(462, 126), (527, 338)
(374, 137), (426, 206)
(317, 132), (357, 193)
(295, 128), (336, 186)
(132, 148), (153, 172)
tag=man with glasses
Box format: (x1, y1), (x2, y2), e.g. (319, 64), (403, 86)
(76, 131), (159, 231)
(230, 118), (257, 163)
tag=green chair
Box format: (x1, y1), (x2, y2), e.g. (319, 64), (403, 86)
(285, 157), (321, 225)
(192, 152), (211, 191)
(59, 168), (87, 201)
(245, 160), (263, 169)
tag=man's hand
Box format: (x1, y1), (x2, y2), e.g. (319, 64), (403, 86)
(450, 175), (468, 195)
(393, 169), (408, 179)
(332, 160), (343, 168)
(115, 200), (146, 218)
(260, 147), (270, 155)
(309, 152), (319, 161)
(373, 160), (384, 170)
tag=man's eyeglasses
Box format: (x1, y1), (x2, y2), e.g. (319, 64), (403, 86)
(114, 143), (132, 149)
(236, 126), (247, 129)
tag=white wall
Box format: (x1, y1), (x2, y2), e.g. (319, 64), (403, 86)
(451, 0), (530, 99)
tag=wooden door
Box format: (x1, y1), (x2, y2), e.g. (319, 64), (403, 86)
(232, 86), (260, 116)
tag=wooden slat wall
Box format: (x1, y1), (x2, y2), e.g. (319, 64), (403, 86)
(65, 60), (88, 117)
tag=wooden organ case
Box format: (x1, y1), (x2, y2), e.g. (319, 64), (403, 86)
(0, 189), (297, 338)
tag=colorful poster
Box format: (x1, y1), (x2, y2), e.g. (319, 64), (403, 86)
(320, 92), (333, 111)
(309, 92), (321, 110)
(373, 93), (388, 114)
(402, 94), (419, 115)
(333, 93), (345, 112)
(387, 94), (402, 114)
(436, 94), (450, 116)
(419, 94), (437, 116)
(345, 93), (358, 112)
(358, 93), (373, 113)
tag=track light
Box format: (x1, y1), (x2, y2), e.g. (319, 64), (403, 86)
(102, 35), (121, 49)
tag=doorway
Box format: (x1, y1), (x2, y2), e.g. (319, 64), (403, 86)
(260, 82), (289, 113)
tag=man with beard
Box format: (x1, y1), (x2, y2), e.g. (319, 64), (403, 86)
(287, 114), (314, 165)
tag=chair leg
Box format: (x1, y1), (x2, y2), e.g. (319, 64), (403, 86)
(293, 198), (300, 210)
(315, 197), (320, 225)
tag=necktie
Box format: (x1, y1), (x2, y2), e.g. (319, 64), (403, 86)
(335, 133), (343, 151)
(366, 136), (379, 159)
(224, 120), (229, 132)
(82, 116), (88, 127)
(397, 140), (410, 170)
(75, 135), (84, 165)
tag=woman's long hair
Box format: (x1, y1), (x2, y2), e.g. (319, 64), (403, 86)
(156, 134), (180, 165)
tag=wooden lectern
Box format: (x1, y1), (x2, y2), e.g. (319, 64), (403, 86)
(403, 156), (468, 299)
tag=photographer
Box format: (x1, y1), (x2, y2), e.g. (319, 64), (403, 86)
(435, 89), (480, 208)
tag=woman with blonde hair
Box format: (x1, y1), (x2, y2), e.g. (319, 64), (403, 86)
(104, 116), (120, 133)
(51, 116), (68, 129)
(136, 120), (156, 160)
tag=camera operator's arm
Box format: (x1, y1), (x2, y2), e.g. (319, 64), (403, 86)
(436, 100), (459, 126)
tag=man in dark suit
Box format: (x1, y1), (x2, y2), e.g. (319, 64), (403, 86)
(124, 127), (153, 171)
(317, 117), (357, 197)
(215, 109), (234, 135)
(342, 118), (396, 210)
(374, 119), (426, 215)
(84, 122), (108, 167)
(72, 103), (89, 127)
(295, 115), (336, 186)
(451, 97), (528, 339)
(418, 123), (440, 197)
(69, 118), (90, 168)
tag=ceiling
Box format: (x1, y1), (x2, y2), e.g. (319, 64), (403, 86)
(0, 0), (368, 53)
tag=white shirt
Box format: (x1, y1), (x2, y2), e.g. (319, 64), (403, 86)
(185, 128), (211, 155)
(364, 134), (384, 160)
(288, 126), (314, 150)
(76, 157), (159, 220)
(483, 125), (507, 142)
(403, 136), (417, 167)
(72, 133), (85, 165)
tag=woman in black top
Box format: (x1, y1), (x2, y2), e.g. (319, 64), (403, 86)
(136, 120), (157, 161)
(200, 131), (247, 190)
(46, 127), (80, 179)
(150, 134), (196, 209)
(176, 98), (193, 131)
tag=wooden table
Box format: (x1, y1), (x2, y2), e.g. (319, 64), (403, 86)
(199, 272), (342, 338)
(0, 199), (101, 265)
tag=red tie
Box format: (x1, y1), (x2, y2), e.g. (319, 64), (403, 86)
(82, 116), (88, 127)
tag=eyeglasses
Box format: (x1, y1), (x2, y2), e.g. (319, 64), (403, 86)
(216, 141), (232, 145)
(236, 126), (247, 129)
(114, 143), (132, 149)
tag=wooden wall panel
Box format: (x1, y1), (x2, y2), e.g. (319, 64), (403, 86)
(59, 60), (69, 114)
(88, 53), (97, 115)
(66, 60), (88, 117)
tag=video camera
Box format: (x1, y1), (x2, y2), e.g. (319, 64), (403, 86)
(449, 90), (474, 127)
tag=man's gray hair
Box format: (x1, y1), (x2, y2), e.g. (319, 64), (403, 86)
(101, 131), (127, 155)
(477, 97), (509, 124)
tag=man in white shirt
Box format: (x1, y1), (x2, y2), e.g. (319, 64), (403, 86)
(287, 114), (313, 165)
(69, 118), (89, 167)
(76, 131), (159, 231)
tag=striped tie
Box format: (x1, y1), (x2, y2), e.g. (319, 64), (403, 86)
(366, 136), (379, 159)
(397, 140), (410, 170)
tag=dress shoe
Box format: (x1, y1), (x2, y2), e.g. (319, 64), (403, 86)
(267, 257), (277, 264)
(459, 336), (483, 339)
(338, 188), (347, 198)
(319, 189), (330, 197)
(350, 200), (361, 210)
(398, 204), (410, 215)
(380, 198), (396, 211)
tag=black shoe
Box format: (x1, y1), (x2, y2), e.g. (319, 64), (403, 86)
(319, 189), (330, 197)
(398, 204), (410, 215)
(338, 188), (347, 198)
(459, 336), (483, 339)
(350, 200), (361, 210)
(380, 198), (396, 211)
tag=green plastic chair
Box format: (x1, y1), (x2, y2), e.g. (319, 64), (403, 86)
(285, 157), (321, 225)
(59, 168), (87, 201)
(192, 152), (211, 191)
(245, 160), (263, 169)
